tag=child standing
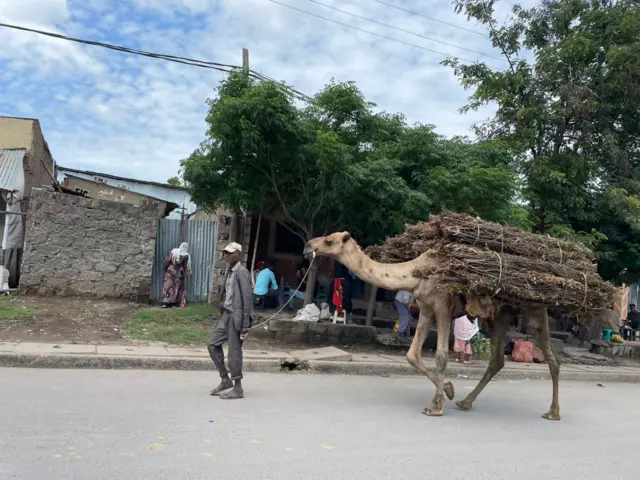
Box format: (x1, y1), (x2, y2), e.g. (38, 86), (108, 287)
(454, 313), (479, 364)
(394, 290), (414, 336)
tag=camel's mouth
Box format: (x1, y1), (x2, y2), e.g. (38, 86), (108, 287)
(302, 241), (319, 258)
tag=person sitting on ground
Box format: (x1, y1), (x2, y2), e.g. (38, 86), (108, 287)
(454, 312), (479, 365)
(253, 259), (278, 302)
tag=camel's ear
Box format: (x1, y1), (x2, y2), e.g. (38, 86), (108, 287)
(342, 233), (351, 243)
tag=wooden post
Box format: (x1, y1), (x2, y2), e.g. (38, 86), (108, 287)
(366, 285), (378, 326)
(304, 260), (319, 306)
(242, 47), (249, 72)
(250, 213), (262, 286)
(179, 205), (185, 243)
(279, 275), (285, 310)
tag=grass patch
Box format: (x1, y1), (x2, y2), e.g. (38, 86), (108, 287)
(0, 296), (35, 321)
(126, 303), (217, 345)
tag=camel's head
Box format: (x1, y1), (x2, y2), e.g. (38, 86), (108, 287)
(303, 232), (353, 259)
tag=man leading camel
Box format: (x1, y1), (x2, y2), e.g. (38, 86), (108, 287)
(208, 242), (253, 400)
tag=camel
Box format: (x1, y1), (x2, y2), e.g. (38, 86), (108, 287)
(303, 232), (561, 420)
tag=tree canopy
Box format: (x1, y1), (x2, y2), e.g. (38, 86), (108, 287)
(181, 70), (526, 250)
(447, 0), (640, 284)
(166, 176), (183, 187)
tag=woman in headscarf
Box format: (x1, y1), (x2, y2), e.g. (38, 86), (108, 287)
(161, 242), (192, 308)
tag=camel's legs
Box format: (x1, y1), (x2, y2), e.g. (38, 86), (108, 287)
(456, 310), (508, 410)
(423, 299), (453, 417)
(528, 307), (561, 421)
(406, 303), (455, 402)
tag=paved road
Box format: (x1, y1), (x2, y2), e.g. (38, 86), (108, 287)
(0, 369), (634, 479)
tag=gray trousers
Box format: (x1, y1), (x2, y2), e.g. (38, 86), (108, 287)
(207, 311), (243, 381)
(394, 299), (412, 334)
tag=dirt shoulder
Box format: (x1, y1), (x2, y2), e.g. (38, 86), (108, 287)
(0, 296), (408, 356)
(0, 295), (143, 344)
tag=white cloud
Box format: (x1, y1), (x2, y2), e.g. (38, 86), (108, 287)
(0, 0), (537, 183)
(0, 0), (68, 24)
(0, 0), (105, 75)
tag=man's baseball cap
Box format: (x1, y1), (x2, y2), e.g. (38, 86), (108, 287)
(223, 242), (242, 253)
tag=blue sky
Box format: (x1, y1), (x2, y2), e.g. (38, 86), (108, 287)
(0, 0), (532, 183)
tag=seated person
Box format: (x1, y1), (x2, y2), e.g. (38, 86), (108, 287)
(252, 260), (266, 285)
(285, 260), (317, 309)
(622, 304), (640, 340)
(254, 260), (279, 306)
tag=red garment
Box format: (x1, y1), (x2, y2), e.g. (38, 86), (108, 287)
(332, 278), (344, 313)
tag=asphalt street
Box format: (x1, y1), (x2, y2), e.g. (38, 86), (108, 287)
(0, 368), (635, 479)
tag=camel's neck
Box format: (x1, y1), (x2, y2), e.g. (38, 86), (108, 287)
(335, 247), (428, 291)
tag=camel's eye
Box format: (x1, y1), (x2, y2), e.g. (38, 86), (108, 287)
(324, 239), (334, 246)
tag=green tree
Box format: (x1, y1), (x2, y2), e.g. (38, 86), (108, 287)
(182, 70), (526, 307)
(182, 72), (358, 304)
(447, 0), (640, 284)
(167, 176), (183, 187)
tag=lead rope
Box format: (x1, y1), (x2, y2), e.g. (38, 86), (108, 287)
(242, 252), (316, 338)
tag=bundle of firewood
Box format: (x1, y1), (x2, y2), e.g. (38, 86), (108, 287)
(366, 213), (615, 312)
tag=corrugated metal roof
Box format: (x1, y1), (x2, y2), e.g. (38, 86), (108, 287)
(58, 166), (186, 191)
(0, 149), (25, 193)
(64, 173), (180, 216)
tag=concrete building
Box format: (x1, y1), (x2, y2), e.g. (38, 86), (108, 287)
(0, 116), (56, 211)
(62, 174), (178, 217)
(57, 167), (196, 219)
(0, 116), (56, 285)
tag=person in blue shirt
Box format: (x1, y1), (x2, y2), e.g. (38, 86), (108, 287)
(253, 259), (278, 300)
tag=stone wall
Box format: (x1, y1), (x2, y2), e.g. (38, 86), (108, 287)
(257, 318), (378, 346)
(21, 189), (163, 301)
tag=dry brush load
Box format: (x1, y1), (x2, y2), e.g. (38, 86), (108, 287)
(366, 212), (615, 313)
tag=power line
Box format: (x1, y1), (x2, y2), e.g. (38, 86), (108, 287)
(0, 22), (316, 102)
(372, 0), (489, 37)
(304, 0), (503, 62)
(268, 0), (480, 64)
(0, 22), (238, 72)
(249, 69), (315, 103)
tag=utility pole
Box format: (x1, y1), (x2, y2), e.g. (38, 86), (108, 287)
(230, 48), (250, 245)
(242, 47), (249, 72)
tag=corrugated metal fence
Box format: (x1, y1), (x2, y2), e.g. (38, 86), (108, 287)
(151, 219), (217, 303)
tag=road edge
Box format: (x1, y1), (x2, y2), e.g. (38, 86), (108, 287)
(1, 352), (639, 383)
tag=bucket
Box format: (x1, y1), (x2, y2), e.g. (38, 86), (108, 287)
(601, 329), (614, 342)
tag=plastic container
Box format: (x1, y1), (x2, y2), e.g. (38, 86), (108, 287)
(601, 329), (614, 342)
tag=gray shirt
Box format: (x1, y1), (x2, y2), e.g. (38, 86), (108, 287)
(223, 262), (239, 312)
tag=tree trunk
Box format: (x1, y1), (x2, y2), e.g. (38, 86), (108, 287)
(303, 260), (319, 306)
(366, 285), (378, 326)
(249, 213), (262, 287)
